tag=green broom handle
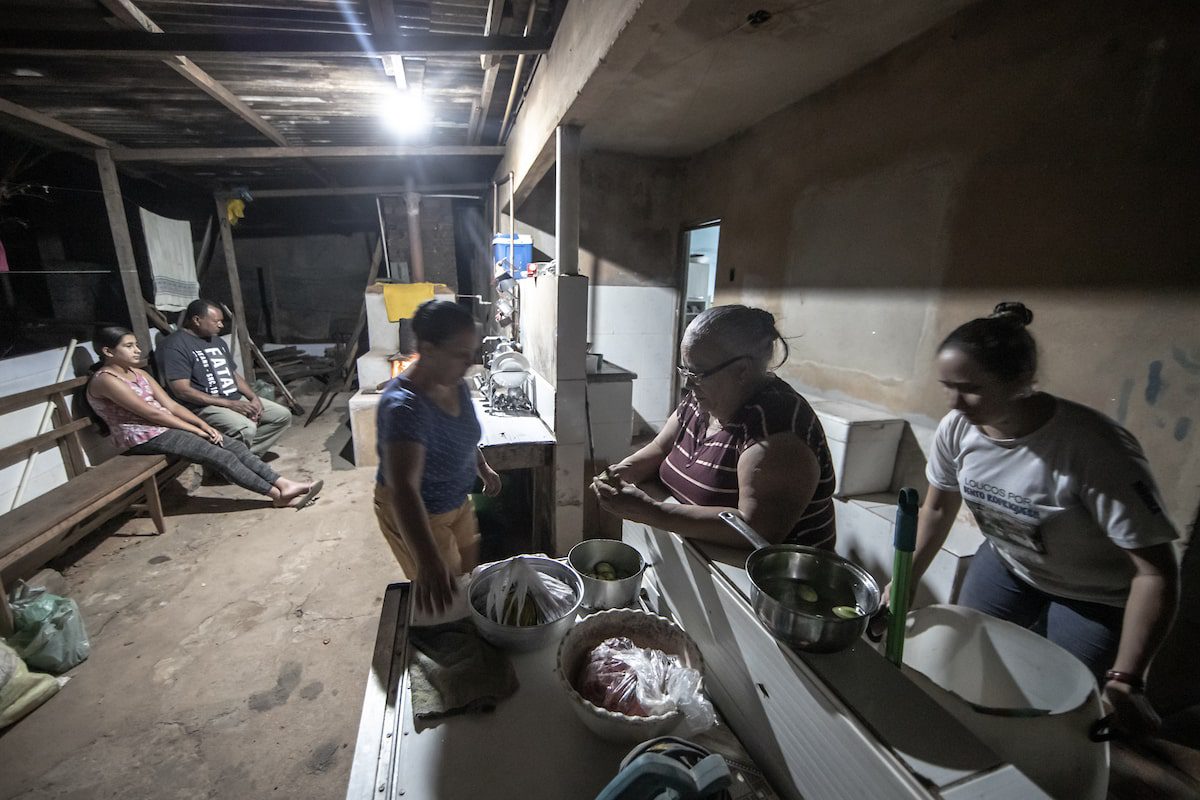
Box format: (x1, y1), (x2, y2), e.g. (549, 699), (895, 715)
(886, 488), (920, 667)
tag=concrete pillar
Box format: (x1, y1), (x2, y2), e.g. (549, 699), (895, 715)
(405, 178), (425, 282)
(555, 124), (581, 276)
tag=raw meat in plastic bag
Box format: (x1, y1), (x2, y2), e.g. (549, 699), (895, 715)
(576, 636), (715, 733)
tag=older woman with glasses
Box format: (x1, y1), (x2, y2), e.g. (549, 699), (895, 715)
(592, 305), (837, 549)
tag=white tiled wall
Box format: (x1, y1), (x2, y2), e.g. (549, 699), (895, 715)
(588, 285), (679, 432)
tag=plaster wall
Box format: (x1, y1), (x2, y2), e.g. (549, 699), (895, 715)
(673, 0), (1200, 533)
(379, 196), (459, 289)
(513, 153), (685, 429)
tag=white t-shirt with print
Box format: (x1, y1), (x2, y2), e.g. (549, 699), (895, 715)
(926, 398), (1178, 606)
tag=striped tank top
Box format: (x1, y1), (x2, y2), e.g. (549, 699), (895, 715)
(658, 376), (837, 549)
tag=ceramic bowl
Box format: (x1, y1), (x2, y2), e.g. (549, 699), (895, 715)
(556, 608), (704, 743)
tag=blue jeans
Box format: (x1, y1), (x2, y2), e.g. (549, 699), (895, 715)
(959, 542), (1124, 683)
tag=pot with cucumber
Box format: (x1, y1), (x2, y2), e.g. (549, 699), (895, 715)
(718, 511), (885, 653)
(568, 478), (648, 610)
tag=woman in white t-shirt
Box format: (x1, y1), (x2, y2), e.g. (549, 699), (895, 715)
(908, 302), (1179, 735)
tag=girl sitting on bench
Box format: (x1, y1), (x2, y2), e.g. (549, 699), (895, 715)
(82, 326), (322, 509)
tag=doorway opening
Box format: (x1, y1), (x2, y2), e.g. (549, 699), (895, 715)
(674, 221), (721, 400)
(679, 221), (721, 342)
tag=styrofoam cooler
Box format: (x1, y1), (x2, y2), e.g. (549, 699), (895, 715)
(901, 605), (1108, 800)
(811, 400), (904, 496)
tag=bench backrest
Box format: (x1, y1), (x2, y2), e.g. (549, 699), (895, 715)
(0, 377), (92, 478)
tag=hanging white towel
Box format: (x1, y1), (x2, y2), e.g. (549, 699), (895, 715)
(139, 208), (198, 312)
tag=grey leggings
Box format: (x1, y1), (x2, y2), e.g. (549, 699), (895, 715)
(129, 428), (280, 495)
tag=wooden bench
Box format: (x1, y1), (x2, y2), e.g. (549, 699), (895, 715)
(0, 377), (173, 636)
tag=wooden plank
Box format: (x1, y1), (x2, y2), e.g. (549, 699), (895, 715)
(194, 213), (216, 286)
(96, 149), (153, 351)
(0, 31), (553, 59)
(113, 145), (504, 162)
(0, 377), (88, 416)
(0, 418), (95, 471)
(480, 0), (506, 68)
(251, 183), (487, 199)
(0, 97), (113, 149)
(214, 194), (256, 382)
(0, 455), (167, 561)
(51, 394), (88, 478)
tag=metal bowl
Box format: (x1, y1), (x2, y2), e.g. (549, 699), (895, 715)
(468, 556), (583, 652)
(567, 539), (646, 610)
(746, 545), (882, 653)
(556, 609), (703, 743)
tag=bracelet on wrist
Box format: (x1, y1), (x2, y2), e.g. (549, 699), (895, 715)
(1104, 670), (1145, 691)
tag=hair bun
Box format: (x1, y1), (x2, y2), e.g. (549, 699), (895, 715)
(991, 301), (1033, 326)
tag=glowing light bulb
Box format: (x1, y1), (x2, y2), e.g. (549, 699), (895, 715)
(378, 90), (430, 135)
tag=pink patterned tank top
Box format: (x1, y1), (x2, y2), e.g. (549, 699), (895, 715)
(86, 369), (170, 450)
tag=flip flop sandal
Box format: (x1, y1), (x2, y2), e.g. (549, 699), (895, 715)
(294, 479), (324, 511)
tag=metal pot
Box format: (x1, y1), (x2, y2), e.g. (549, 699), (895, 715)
(719, 512), (883, 653)
(567, 539), (646, 609)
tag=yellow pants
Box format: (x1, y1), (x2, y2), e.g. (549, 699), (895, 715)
(373, 484), (480, 579)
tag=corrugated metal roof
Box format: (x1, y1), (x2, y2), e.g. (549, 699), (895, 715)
(0, 0), (555, 188)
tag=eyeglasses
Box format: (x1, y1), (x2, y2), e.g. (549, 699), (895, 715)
(676, 354), (751, 386)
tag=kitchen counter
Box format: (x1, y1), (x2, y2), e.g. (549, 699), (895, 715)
(347, 388), (555, 469)
(623, 521), (1051, 800)
(346, 582), (780, 800)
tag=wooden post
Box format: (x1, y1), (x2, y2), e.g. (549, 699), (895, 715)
(96, 149), (152, 349)
(213, 194), (256, 381)
(194, 213), (216, 285)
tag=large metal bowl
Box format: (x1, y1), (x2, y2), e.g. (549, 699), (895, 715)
(468, 556), (583, 652)
(567, 539), (646, 609)
(747, 545), (882, 653)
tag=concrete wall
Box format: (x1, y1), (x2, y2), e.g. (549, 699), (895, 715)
(205, 232), (375, 343)
(671, 0), (1200, 534)
(514, 152), (686, 430)
(379, 196), (460, 289)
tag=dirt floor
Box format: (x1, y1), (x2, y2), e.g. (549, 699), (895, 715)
(0, 395), (398, 799)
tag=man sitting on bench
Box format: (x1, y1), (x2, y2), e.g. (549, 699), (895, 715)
(156, 299), (291, 457)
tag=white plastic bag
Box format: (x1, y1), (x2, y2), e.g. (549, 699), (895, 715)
(483, 556), (575, 626)
(578, 636), (716, 733)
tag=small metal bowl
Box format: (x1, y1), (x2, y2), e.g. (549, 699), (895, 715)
(468, 556), (583, 652)
(567, 539), (646, 610)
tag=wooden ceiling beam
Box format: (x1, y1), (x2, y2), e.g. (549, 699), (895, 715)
(111, 145), (505, 162)
(250, 183), (488, 199)
(0, 97), (114, 149)
(0, 31), (552, 60)
(97, 0), (291, 148)
(468, 0), (508, 144)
